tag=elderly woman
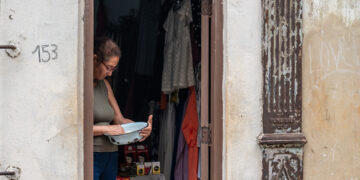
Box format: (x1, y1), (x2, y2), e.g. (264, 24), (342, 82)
(92, 37), (152, 180)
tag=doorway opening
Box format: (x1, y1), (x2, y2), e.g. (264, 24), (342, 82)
(84, 0), (223, 180)
(94, 1), (203, 179)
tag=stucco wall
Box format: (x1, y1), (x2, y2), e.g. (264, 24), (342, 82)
(303, 0), (360, 179)
(223, 0), (263, 179)
(0, 0), (84, 179)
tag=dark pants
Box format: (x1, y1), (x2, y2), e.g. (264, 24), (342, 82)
(94, 152), (118, 180)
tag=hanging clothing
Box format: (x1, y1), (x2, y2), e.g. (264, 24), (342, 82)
(174, 130), (189, 180)
(135, 0), (162, 76)
(194, 63), (202, 179)
(158, 102), (176, 180)
(190, 25), (202, 148)
(174, 91), (191, 180)
(190, 23), (202, 178)
(182, 87), (199, 180)
(161, 0), (195, 94)
(170, 89), (189, 179)
(102, 0), (141, 27)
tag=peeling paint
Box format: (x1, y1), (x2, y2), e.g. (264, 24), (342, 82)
(262, 0), (303, 134)
(305, 0), (360, 27)
(261, 0), (306, 179)
(263, 148), (304, 180)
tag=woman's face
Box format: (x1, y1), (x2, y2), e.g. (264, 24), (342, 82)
(93, 55), (119, 80)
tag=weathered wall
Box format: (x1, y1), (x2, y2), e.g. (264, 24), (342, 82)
(0, 0), (84, 179)
(303, 0), (360, 179)
(223, 0), (263, 179)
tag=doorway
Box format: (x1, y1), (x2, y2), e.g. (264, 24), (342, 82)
(83, 0), (223, 180)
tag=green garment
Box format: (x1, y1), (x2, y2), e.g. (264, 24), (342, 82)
(93, 80), (118, 152)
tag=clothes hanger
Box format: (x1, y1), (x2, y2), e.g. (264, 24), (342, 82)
(172, 0), (184, 11)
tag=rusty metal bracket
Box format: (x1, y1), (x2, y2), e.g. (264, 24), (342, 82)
(201, 0), (212, 16)
(201, 125), (212, 145)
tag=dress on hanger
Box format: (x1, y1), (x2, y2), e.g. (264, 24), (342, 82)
(161, 0), (195, 94)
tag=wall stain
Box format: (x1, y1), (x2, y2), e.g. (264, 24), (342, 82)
(303, 3), (360, 179)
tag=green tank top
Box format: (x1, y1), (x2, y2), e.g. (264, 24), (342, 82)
(93, 80), (117, 152)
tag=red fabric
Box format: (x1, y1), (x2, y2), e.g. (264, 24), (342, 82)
(159, 93), (167, 110)
(181, 87), (199, 180)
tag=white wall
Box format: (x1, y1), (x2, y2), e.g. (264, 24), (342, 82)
(223, 0), (263, 179)
(0, 0), (84, 179)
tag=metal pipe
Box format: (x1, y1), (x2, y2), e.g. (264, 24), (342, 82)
(0, 45), (16, 50)
(0, 171), (15, 176)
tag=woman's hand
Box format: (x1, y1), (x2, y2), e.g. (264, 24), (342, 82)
(139, 115), (153, 142)
(106, 125), (125, 135)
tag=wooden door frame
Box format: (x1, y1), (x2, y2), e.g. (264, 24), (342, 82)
(84, 0), (94, 180)
(83, 0), (224, 179)
(201, 0), (224, 179)
(210, 0), (223, 180)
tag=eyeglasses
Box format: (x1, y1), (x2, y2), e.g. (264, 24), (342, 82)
(101, 61), (117, 72)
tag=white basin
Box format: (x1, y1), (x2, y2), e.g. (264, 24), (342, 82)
(105, 122), (148, 145)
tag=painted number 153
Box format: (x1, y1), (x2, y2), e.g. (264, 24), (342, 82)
(32, 44), (58, 63)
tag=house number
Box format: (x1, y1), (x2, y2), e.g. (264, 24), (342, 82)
(32, 44), (58, 63)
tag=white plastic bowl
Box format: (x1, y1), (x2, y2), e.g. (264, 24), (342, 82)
(105, 122), (148, 145)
